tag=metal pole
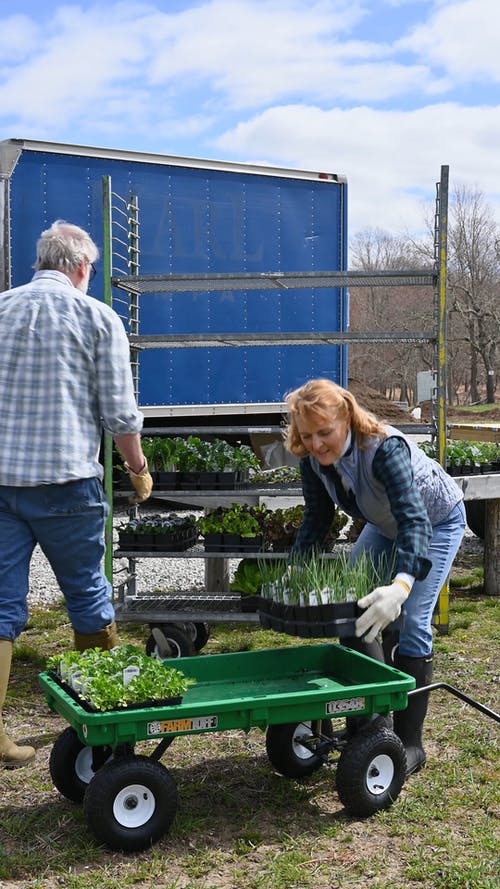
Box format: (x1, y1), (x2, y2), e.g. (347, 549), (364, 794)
(436, 165), (449, 467)
(102, 176), (114, 584)
(433, 166), (450, 635)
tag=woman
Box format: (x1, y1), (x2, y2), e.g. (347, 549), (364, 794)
(285, 379), (465, 775)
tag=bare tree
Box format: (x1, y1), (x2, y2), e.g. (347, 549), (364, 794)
(349, 229), (434, 404)
(447, 186), (499, 403)
(350, 187), (500, 407)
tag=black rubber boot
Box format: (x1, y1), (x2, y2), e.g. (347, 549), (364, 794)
(382, 626), (400, 666)
(343, 636), (392, 735)
(393, 652), (434, 777)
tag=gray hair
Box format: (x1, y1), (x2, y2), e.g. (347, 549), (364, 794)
(35, 220), (99, 273)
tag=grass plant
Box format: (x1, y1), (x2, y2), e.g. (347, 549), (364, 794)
(258, 549), (396, 605)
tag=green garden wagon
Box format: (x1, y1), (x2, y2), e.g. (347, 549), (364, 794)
(39, 642), (415, 853)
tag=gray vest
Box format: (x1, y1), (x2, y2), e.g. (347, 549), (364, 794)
(309, 425), (463, 540)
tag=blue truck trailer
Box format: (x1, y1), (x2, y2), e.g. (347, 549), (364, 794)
(0, 138), (348, 427)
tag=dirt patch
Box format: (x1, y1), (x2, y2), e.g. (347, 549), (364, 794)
(349, 380), (500, 425)
(348, 379), (419, 424)
(419, 400), (500, 423)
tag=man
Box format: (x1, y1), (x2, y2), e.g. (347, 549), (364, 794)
(0, 220), (153, 767)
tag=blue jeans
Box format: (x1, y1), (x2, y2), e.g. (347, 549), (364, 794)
(0, 479), (114, 640)
(351, 502), (466, 657)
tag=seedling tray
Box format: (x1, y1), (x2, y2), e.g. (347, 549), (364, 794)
(39, 643), (414, 748)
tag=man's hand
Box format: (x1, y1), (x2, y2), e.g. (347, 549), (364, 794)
(355, 581), (409, 644)
(125, 460), (153, 504)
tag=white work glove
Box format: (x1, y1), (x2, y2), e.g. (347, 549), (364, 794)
(355, 581), (410, 644)
(125, 459), (154, 504)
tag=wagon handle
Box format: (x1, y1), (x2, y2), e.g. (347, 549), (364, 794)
(409, 682), (500, 723)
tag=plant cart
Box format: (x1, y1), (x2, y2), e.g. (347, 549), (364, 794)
(40, 643), (415, 852)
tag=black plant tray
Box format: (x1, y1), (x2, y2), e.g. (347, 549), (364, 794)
(118, 531), (198, 552)
(48, 672), (182, 713)
(240, 594), (266, 613)
(152, 534), (199, 552)
(203, 533), (263, 553)
(153, 470), (250, 491)
(257, 599), (360, 639)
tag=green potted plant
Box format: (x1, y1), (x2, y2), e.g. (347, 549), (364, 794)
(418, 439), (497, 476)
(197, 504), (263, 552)
(117, 518), (157, 550)
(152, 513), (199, 551)
(118, 513), (199, 552)
(47, 644), (196, 712)
(249, 465), (301, 487)
(230, 559), (264, 612)
(260, 504), (349, 552)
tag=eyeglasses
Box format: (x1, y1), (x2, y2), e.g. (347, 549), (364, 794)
(88, 262), (97, 282)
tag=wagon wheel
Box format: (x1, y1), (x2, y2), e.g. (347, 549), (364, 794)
(265, 719), (333, 778)
(83, 755), (178, 852)
(146, 623), (196, 659)
(336, 727), (406, 816)
(185, 621), (211, 651)
(49, 726), (113, 803)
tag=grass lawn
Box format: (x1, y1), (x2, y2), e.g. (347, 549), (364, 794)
(1, 545), (499, 889)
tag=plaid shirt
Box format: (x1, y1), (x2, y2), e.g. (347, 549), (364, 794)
(0, 270), (143, 485)
(294, 436), (433, 579)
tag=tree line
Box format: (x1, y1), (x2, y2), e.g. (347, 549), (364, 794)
(348, 185), (499, 406)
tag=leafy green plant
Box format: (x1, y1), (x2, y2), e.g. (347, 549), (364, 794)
(197, 503), (263, 538)
(120, 513), (197, 536)
(125, 435), (261, 475)
(141, 436), (178, 471)
(418, 438), (499, 468)
(230, 559), (263, 595)
(47, 644), (196, 711)
(249, 465), (301, 486)
(230, 444), (260, 471)
(263, 505), (305, 543)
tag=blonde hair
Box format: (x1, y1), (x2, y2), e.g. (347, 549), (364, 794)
(35, 219), (99, 273)
(284, 378), (386, 457)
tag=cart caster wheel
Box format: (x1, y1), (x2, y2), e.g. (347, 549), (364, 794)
(336, 727), (406, 816)
(266, 719), (333, 778)
(83, 755), (178, 852)
(185, 621), (211, 651)
(146, 623), (196, 659)
(49, 727), (112, 803)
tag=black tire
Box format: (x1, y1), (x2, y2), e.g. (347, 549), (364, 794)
(336, 727), (406, 816)
(189, 621), (211, 651)
(83, 755), (178, 852)
(465, 500), (485, 539)
(266, 719), (333, 778)
(49, 727), (112, 803)
(146, 623), (196, 659)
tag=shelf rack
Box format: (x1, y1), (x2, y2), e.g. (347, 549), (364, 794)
(101, 167), (452, 634)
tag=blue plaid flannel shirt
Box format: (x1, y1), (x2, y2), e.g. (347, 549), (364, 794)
(0, 270), (143, 485)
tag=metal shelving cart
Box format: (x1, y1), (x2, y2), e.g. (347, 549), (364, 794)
(101, 168), (451, 647)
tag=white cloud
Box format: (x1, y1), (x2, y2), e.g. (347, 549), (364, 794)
(213, 102), (500, 233)
(0, 14), (38, 62)
(145, 0), (436, 107)
(398, 0), (500, 81)
(0, 0), (444, 131)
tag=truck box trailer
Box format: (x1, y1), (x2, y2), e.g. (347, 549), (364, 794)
(0, 138), (348, 426)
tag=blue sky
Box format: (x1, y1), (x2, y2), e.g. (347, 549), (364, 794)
(1, 0), (499, 236)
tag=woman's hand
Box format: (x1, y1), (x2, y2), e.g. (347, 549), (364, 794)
(355, 581), (409, 643)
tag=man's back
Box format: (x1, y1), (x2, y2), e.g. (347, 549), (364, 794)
(0, 269), (138, 485)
